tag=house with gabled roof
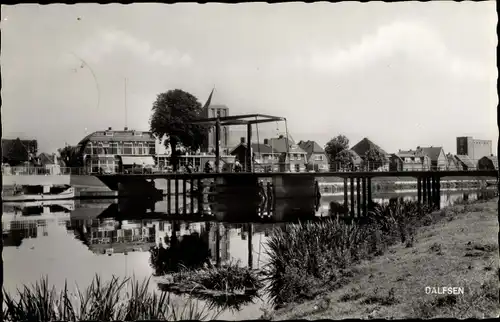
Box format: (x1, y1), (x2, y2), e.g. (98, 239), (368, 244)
(267, 136), (308, 172)
(297, 140), (329, 172)
(455, 154), (476, 171)
(350, 137), (390, 171)
(230, 138), (280, 172)
(390, 149), (431, 171)
(418, 146), (447, 171)
(478, 155), (498, 170)
(445, 153), (463, 171)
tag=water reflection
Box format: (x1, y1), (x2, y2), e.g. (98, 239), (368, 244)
(2, 187), (497, 320)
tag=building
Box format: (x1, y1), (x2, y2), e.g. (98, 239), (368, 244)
(230, 138), (280, 172)
(390, 149), (431, 171)
(2, 138), (38, 166)
(267, 136), (308, 172)
(445, 153), (463, 171)
(350, 138), (390, 171)
(76, 127), (156, 174)
(418, 146), (447, 171)
(457, 136), (492, 162)
(201, 104), (231, 154)
(297, 140), (329, 172)
(455, 155), (476, 171)
(477, 155), (498, 170)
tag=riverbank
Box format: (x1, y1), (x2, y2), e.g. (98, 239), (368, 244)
(266, 199), (499, 319)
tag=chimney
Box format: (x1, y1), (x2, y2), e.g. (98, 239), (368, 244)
(264, 139), (269, 145)
(240, 137), (245, 144)
(124, 127), (128, 131)
(108, 127), (112, 131)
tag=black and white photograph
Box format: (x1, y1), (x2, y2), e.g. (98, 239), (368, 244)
(1, 2), (498, 320)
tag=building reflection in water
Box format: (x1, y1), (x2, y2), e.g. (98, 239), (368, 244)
(2, 201), (73, 248)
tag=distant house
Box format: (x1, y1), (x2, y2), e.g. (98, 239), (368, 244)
(350, 138), (390, 171)
(267, 136), (308, 172)
(455, 154), (476, 171)
(477, 155), (498, 170)
(1, 138), (38, 166)
(230, 138), (279, 172)
(419, 146), (447, 171)
(297, 140), (329, 172)
(391, 149), (431, 171)
(445, 153), (463, 171)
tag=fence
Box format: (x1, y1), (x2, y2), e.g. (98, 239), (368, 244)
(2, 158), (496, 176)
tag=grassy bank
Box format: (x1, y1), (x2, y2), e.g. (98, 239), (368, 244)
(2, 275), (220, 321)
(263, 198), (499, 319)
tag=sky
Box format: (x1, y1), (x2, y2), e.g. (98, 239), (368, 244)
(1, 2), (498, 156)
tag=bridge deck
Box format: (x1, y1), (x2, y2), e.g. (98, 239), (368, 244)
(96, 170), (498, 180)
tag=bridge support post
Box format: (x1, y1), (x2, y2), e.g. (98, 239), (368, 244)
(350, 177), (355, 217)
(362, 177), (367, 216)
(367, 177), (372, 206)
(343, 178), (348, 208)
(422, 177), (427, 203)
(246, 124), (253, 173)
(216, 223), (221, 268)
(435, 176), (441, 209)
(356, 178), (361, 217)
(417, 177), (422, 205)
(426, 177), (432, 206)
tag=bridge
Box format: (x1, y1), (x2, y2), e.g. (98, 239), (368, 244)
(95, 170), (498, 217)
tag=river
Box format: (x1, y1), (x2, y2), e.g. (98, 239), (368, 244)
(2, 188), (496, 320)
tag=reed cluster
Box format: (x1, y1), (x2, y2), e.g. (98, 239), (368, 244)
(3, 275), (219, 321)
(169, 261), (263, 294)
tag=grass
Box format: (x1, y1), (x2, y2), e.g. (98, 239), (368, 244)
(266, 197), (499, 320)
(3, 275), (220, 321)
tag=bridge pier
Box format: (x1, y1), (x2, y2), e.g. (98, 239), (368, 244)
(367, 177), (372, 207)
(343, 178), (348, 209)
(350, 177), (355, 217)
(362, 177), (367, 216)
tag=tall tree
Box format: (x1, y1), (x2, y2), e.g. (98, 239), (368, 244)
(324, 135), (350, 164)
(150, 89), (208, 171)
(335, 149), (357, 171)
(57, 146), (82, 167)
(364, 148), (387, 171)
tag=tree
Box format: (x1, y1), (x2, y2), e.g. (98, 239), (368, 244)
(324, 135), (350, 164)
(57, 146), (83, 167)
(364, 148), (387, 171)
(150, 89), (209, 171)
(335, 149), (356, 171)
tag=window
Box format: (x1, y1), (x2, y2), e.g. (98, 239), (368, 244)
(110, 143), (118, 155)
(105, 132), (114, 137)
(123, 143), (133, 155)
(289, 154), (295, 161)
(148, 143), (156, 155)
(194, 158), (201, 167)
(91, 143), (99, 155)
(142, 143), (148, 155)
(85, 143), (92, 155)
(295, 154), (301, 161)
(101, 144), (110, 155)
(315, 155), (324, 161)
(137, 143), (144, 155)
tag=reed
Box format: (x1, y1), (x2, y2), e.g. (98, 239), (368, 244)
(3, 275), (219, 321)
(170, 261), (263, 293)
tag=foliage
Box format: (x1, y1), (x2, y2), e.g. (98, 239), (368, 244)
(334, 149), (357, 170)
(324, 135), (349, 164)
(58, 146), (83, 167)
(364, 147), (388, 171)
(149, 89), (209, 171)
(2, 275), (219, 321)
(2, 138), (38, 166)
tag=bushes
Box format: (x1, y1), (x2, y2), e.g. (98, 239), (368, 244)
(3, 275), (218, 321)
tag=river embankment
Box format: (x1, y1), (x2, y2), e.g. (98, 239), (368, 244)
(266, 198), (499, 320)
